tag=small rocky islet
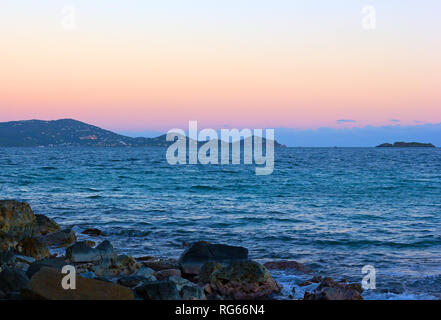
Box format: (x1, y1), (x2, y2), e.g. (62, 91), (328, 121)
(0, 200), (362, 300)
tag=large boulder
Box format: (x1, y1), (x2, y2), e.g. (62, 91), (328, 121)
(66, 242), (102, 263)
(0, 267), (29, 295)
(135, 276), (205, 300)
(41, 229), (76, 248)
(34, 214), (60, 236)
(263, 260), (312, 273)
(22, 267), (134, 300)
(96, 240), (114, 260)
(0, 201), (38, 250)
(178, 241), (248, 275)
(0, 250), (16, 269)
(303, 277), (363, 300)
(16, 237), (50, 260)
(26, 257), (68, 278)
(210, 260), (281, 299)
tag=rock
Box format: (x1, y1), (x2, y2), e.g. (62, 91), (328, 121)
(0, 267), (29, 295)
(303, 277), (363, 300)
(135, 256), (155, 262)
(135, 266), (156, 278)
(26, 257), (68, 278)
(96, 240), (114, 260)
(0, 250), (16, 268)
(17, 237), (50, 260)
(15, 254), (35, 265)
(111, 255), (140, 275)
(23, 267), (134, 300)
(142, 258), (180, 272)
(34, 214), (60, 236)
(81, 228), (105, 237)
(135, 276), (206, 300)
(198, 262), (223, 284)
(66, 242), (101, 263)
(42, 229), (76, 248)
(83, 240), (96, 248)
(117, 275), (148, 288)
(263, 260), (312, 273)
(179, 241), (248, 275)
(210, 260), (281, 299)
(135, 280), (180, 300)
(154, 269), (181, 280)
(0, 200), (38, 250)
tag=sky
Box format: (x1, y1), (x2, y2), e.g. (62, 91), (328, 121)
(1, 1), (440, 137)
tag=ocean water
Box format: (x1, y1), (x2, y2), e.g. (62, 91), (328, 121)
(1, 147), (440, 299)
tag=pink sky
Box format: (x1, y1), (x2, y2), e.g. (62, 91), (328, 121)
(1, 1), (440, 131)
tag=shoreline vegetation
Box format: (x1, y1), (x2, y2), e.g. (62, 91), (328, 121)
(0, 200), (363, 300)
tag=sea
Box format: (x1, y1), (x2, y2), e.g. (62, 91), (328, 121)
(0, 146), (440, 300)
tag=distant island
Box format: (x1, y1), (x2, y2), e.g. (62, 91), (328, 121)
(376, 142), (435, 148)
(0, 119), (283, 148)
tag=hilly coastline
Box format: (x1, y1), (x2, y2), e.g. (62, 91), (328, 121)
(0, 119), (283, 148)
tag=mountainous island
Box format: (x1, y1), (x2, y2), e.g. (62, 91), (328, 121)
(0, 119), (284, 147)
(376, 142), (435, 148)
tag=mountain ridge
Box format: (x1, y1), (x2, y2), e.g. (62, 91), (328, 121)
(0, 119), (283, 147)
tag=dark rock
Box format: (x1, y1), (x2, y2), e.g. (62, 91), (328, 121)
(263, 260), (312, 273)
(26, 257), (67, 278)
(376, 141), (435, 148)
(117, 275), (148, 288)
(17, 237), (50, 260)
(96, 240), (114, 260)
(81, 228), (105, 237)
(180, 284), (205, 300)
(303, 277), (363, 300)
(210, 260), (281, 300)
(66, 242), (101, 263)
(0, 200), (38, 251)
(179, 241), (248, 275)
(135, 280), (180, 300)
(135, 266), (156, 278)
(41, 229), (76, 248)
(34, 214), (60, 236)
(154, 268), (181, 280)
(0, 250), (16, 268)
(0, 267), (29, 295)
(23, 267), (134, 300)
(198, 262), (223, 284)
(142, 258), (180, 272)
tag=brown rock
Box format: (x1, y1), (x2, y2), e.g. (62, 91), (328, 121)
(142, 258), (180, 272)
(154, 269), (181, 280)
(23, 267), (134, 300)
(303, 277), (363, 300)
(17, 237), (50, 260)
(41, 229), (76, 248)
(81, 228), (105, 237)
(35, 214), (60, 236)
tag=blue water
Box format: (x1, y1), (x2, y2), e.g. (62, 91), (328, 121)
(1, 147), (440, 299)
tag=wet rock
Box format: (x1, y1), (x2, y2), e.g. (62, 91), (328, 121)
(263, 260), (312, 273)
(66, 242), (101, 263)
(0, 250), (16, 269)
(0, 200), (38, 251)
(117, 275), (148, 288)
(303, 277), (363, 300)
(198, 262), (223, 284)
(179, 241), (248, 275)
(17, 237), (50, 260)
(81, 228), (105, 237)
(141, 258), (180, 272)
(135, 266), (156, 278)
(0, 267), (29, 295)
(96, 240), (114, 260)
(210, 260), (281, 300)
(15, 255), (35, 265)
(135, 280), (180, 300)
(154, 269), (181, 280)
(111, 255), (140, 275)
(35, 214), (60, 236)
(299, 275), (323, 286)
(26, 257), (68, 278)
(23, 267), (134, 300)
(42, 229), (76, 248)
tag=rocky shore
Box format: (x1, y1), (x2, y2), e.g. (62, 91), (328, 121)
(1, 200), (363, 300)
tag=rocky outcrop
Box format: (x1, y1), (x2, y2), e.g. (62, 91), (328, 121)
(0, 201), (38, 251)
(35, 214), (60, 236)
(303, 277), (363, 300)
(17, 237), (50, 260)
(81, 228), (105, 237)
(135, 276), (205, 300)
(210, 260), (281, 299)
(178, 241), (248, 275)
(0, 267), (30, 297)
(41, 229), (76, 248)
(23, 267), (134, 300)
(26, 257), (68, 278)
(141, 258), (180, 272)
(66, 241), (102, 263)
